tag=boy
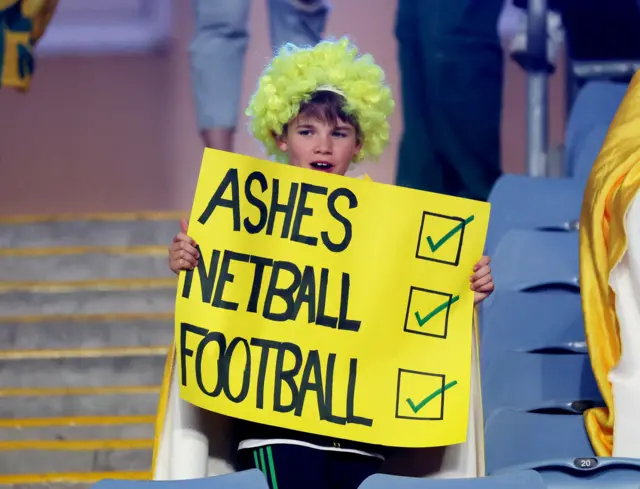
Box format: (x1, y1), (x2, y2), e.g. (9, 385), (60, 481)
(168, 37), (494, 489)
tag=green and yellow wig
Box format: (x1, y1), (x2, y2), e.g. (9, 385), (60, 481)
(246, 36), (395, 164)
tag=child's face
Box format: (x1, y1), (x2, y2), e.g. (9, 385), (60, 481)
(276, 114), (362, 176)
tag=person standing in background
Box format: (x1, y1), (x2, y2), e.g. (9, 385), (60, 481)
(394, 0), (504, 202)
(189, 0), (329, 152)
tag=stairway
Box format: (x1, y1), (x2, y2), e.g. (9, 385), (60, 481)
(0, 212), (183, 489)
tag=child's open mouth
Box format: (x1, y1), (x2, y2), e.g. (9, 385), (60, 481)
(310, 161), (335, 172)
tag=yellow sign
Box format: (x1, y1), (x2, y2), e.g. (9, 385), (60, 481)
(175, 148), (490, 448)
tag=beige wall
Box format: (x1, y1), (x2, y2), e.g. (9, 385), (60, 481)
(0, 0), (566, 216)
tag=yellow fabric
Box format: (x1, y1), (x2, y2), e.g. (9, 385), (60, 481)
(1, 0), (58, 91)
(580, 71), (640, 456)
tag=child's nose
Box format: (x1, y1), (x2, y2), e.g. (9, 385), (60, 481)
(315, 135), (333, 153)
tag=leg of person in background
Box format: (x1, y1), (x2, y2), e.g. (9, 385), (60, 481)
(395, 0), (504, 201)
(189, 0), (251, 152)
(267, 0), (329, 53)
(395, 0), (447, 196)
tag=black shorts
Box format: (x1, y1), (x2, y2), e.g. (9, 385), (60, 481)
(237, 444), (383, 489)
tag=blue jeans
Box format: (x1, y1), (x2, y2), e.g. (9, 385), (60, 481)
(190, 0), (329, 130)
(394, 0), (503, 201)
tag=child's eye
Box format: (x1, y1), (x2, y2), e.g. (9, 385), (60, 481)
(333, 132), (347, 138)
(298, 129), (312, 136)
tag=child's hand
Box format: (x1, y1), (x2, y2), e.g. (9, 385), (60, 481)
(168, 218), (199, 275)
(471, 255), (494, 305)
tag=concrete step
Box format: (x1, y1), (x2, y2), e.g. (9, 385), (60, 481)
(0, 356), (167, 389)
(0, 391), (160, 419)
(0, 418), (154, 441)
(0, 315), (173, 350)
(0, 215), (181, 249)
(0, 214), (180, 487)
(0, 472), (149, 489)
(0, 251), (171, 282)
(0, 287), (176, 317)
(0, 441), (152, 474)
(0, 484), (93, 489)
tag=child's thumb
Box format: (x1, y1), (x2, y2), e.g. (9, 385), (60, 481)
(180, 218), (189, 234)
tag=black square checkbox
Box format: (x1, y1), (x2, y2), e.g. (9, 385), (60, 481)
(395, 369), (447, 421)
(403, 286), (457, 339)
(415, 211), (474, 267)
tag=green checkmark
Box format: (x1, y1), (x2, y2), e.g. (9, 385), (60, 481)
(426, 215), (475, 253)
(414, 295), (459, 327)
(406, 380), (458, 414)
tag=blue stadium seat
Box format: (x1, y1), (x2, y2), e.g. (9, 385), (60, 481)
(481, 351), (602, 418)
(571, 124), (609, 184)
(484, 409), (594, 475)
(486, 175), (583, 254)
(498, 458), (640, 488)
(91, 471), (269, 489)
(565, 81), (628, 178)
(488, 230), (579, 298)
(359, 470), (546, 489)
(480, 291), (585, 359)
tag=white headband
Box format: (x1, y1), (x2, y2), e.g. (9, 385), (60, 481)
(315, 84), (345, 96)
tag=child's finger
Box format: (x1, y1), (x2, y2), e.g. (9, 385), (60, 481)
(174, 232), (197, 247)
(169, 244), (196, 264)
(172, 240), (199, 258)
(475, 281), (495, 293)
(170, 250), (198, 268)
(178, 249), (198, 267)
(174, 232), (194, 244)
(470, 266), (490, 281)
(180, 218), (189, 234)
(171, 257), (195, 272)
(471, 273), (493, 288)
(473, 255), (490, 271)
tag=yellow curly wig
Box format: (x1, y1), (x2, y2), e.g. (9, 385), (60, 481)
(245, 36), (395, 164)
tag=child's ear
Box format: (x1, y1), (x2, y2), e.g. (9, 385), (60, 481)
(272, 130), (288, 152)
(352, 142), (363, 161)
